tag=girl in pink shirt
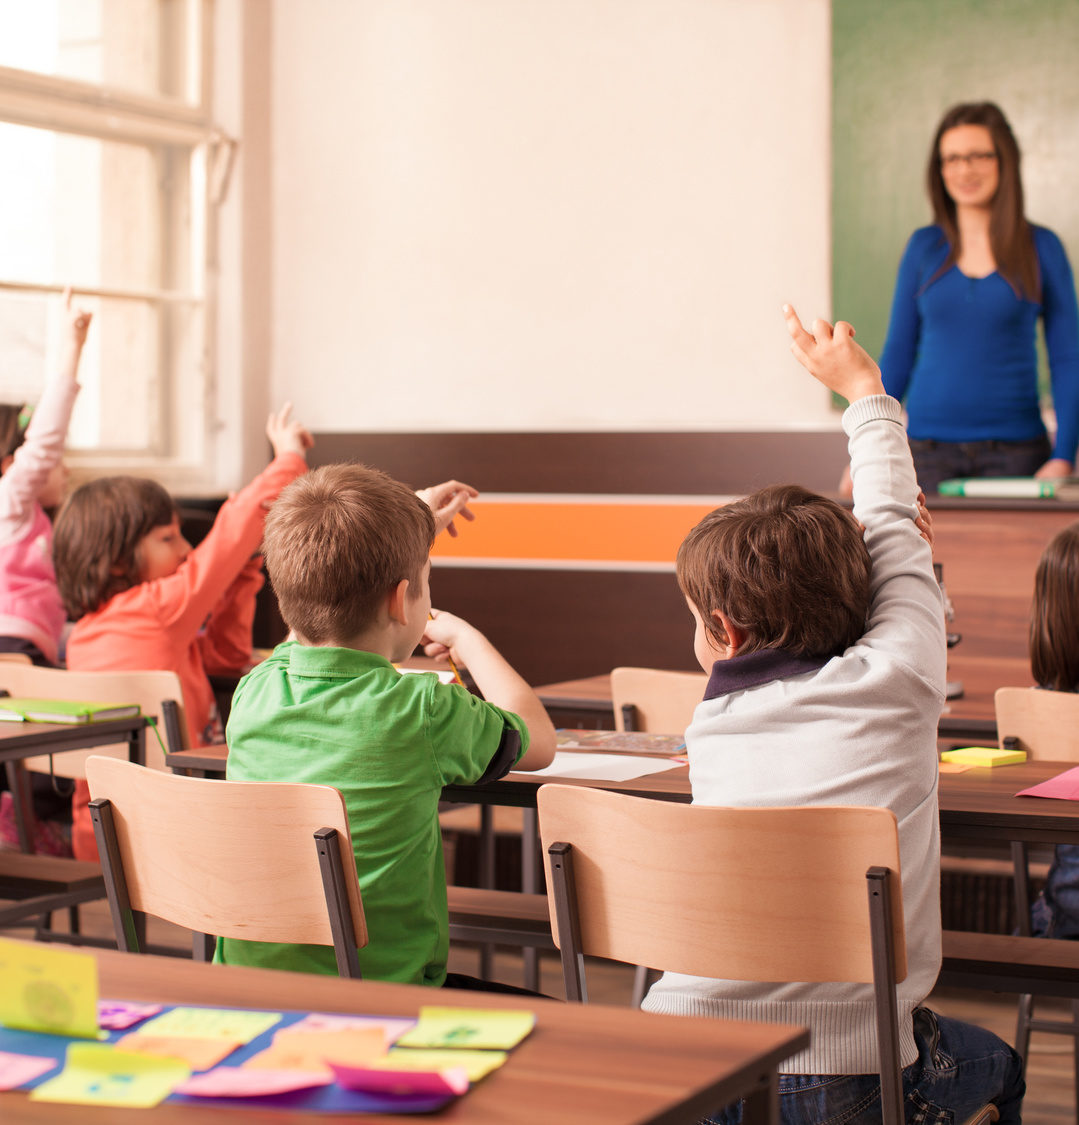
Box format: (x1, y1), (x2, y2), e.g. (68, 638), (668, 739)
(0, 291), (91, 665)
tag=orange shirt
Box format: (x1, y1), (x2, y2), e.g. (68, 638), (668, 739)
(68, 452), (307, 858)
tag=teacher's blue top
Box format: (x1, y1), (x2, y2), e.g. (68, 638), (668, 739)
(879, 224), (1079, 463)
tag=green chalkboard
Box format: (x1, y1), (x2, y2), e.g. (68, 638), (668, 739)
(832, 0), (1079, 385)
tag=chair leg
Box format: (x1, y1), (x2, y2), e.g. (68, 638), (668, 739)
(68, 906), (80, 935)
(631, 965), (660, 1007)
(1014, 993), (1033, 1066)
(1073, 1000), (1079, 1125)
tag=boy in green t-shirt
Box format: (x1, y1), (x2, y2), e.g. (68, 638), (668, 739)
(218, 464), (556, 986)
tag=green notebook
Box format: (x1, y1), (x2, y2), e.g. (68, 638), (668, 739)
(0, 698), (141, 724)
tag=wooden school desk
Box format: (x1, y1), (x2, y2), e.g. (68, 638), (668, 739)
(0, 716), (147, 852)
(0, 942), (808, 1125)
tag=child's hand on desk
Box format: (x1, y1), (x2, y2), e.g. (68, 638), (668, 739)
(266, 402), (314, 460)
(416, 480), (478, 538)
(783, 304), (885, 403)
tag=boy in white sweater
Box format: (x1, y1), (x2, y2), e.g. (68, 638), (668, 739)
(641, 307), (1024, 1124)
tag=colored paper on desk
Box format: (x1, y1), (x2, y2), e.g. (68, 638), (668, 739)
(385, 1047), (507, 1081)
(0, 938), (98, 1038)
(244, 1027), (386, 1072)
(136, 1006), (281, 1042)
(938, 760), (972, 774)
(1017, 765), (1079, 800)
(395, 1007), (534, 1050)
(174, 1066), (331, 1098)
(529, 752), (679, 782)
(0, 1050), (57, 1089)
(97, 1000), (163, 1031)
(556, 730), (686, 755)
(329, 1059), (469, 1097)
(941, 747), (1027, 767)
(116, 1033), (241, 1071)
(29, 1042), (189, 1107)
(288, 1012), (415, 1041)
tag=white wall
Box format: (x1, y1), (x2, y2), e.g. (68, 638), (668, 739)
(269, 0), (835, 436)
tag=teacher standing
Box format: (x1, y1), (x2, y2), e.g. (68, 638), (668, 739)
(877, 101), (1079, 494)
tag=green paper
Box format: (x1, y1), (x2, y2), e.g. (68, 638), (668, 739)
(136, 1006), (281, 1043)
(395, 1007), (535, 1050)
(29, 1043), (189, 1108)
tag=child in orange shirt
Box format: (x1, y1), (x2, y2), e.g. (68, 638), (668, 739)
(53, 405), (313, 859)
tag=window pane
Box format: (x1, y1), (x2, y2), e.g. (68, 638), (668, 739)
(0, 120), (191, 292)
(0, 0), (196, 104)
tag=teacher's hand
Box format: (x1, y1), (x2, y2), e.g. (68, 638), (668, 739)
(1034, 458), (1073, 480)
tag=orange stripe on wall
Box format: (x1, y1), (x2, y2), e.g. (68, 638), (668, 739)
(431, 500), (720, 564)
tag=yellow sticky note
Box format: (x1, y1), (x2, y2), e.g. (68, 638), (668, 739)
(244, 1027), (386, 1073)
(136, 1006), (281, 1043)
(941, 747), (1027, 768)
(385, 1047), (508, 1081)
(29, 1043), (189, 1108)
(395, 1007), (535, 1050)
(116, 1033), (242, 1071)
(0, 938), (98, 1039)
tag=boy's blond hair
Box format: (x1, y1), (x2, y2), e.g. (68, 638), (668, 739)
(263, 463), (435, 643)
(677, 484), (871, 659)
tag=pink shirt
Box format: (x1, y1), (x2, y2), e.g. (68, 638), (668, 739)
(0, 373), (79, 663)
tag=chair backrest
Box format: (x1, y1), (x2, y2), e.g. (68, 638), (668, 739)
(85, 756), (368, 977)
(537, 784), (908, 1124)
(610, 666), (708, 733)
(0, 665), (187, 776)
(995, 687), (1079, 760)
(0, 653), (32, 664)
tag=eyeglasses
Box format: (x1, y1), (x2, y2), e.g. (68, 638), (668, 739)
(940, 151), (997, 169)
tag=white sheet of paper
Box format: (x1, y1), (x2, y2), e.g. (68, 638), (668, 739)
(524, 752), (680, 781)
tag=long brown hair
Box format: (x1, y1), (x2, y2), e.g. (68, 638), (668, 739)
(0, 404), (27, 470)
(53, 476), (177, 619)
(926, 101), (1039, 301)
(1030, 522), (1079, 692)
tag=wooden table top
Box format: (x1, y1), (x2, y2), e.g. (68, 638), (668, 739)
(0, 715), (146, 764)
(0, 942), (807, 1125)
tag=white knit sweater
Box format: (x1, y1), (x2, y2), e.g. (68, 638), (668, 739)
(642, 395), (946, 1076)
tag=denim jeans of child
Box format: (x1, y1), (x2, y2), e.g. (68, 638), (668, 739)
(699, 1007), (1024, 1125)
(1031, 843), (1079, 938)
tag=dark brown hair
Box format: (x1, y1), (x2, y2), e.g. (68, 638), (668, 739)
(1030, 522), (1079, 692)
(0, 404), (27, 470)
(263, 463), (435, 644)
(927, 101), (1039, 301)
(676, 484), (872, 659)
(53, 476), (177, 619)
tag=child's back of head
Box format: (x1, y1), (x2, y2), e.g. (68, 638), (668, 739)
(1030, 521), (1079, 692)
(264, 463), (435, 645)
(53, 475), (177, 619)
(677, 483), (871, 660)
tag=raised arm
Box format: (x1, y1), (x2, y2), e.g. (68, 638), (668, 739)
(422, 609), (556, 770)
(416, 480), (479, 538)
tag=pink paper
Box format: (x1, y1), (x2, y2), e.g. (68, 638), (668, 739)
(174, 1067), (331, 1097)
(328, 1060), (469, 1097)
(97, 1001), (164, 1031)
(1017, 765), (1079, 800)
(0, 1051), (57, 1090)
(289, 1013), (416, 1042)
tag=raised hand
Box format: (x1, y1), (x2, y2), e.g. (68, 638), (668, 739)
(266, 402), (314, 460)
(783, 304), (884, 403)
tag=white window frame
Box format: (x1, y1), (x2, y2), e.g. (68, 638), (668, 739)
(0, 0), (235, 491)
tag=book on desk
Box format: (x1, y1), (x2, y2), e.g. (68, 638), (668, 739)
(0, 698), (141, 724)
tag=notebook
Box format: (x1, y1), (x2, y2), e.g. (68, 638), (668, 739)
(0, 698), (141, 724)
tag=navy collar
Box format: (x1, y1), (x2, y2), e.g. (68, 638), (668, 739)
(704, 648), (830, 700)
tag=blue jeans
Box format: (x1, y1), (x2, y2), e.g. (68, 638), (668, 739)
(700, 1007), (1024, 1125)
(908, 435), (1050, 494)
(1032, 844), (1079, 938)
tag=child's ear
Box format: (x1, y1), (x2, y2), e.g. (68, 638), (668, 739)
(712, 610), (748, 658)
(386, 578), (411, 626)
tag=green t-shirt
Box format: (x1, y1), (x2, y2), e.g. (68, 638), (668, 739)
(216, 642), (528, 985)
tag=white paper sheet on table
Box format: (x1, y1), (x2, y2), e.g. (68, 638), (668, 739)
(525, 752), (680, 782)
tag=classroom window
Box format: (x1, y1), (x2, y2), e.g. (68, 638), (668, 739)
(0, 0), (226, 474)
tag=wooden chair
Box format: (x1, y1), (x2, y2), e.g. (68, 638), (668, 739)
(85, 756), (368, 976)
(0, 652), (32, 664)
(995, 686), (1079, 1095)
(537, 784), (999, 1125)
(610, 666), (707, 733)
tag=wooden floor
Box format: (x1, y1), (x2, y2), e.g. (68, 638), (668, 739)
(3, 901), (1074, 1122)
